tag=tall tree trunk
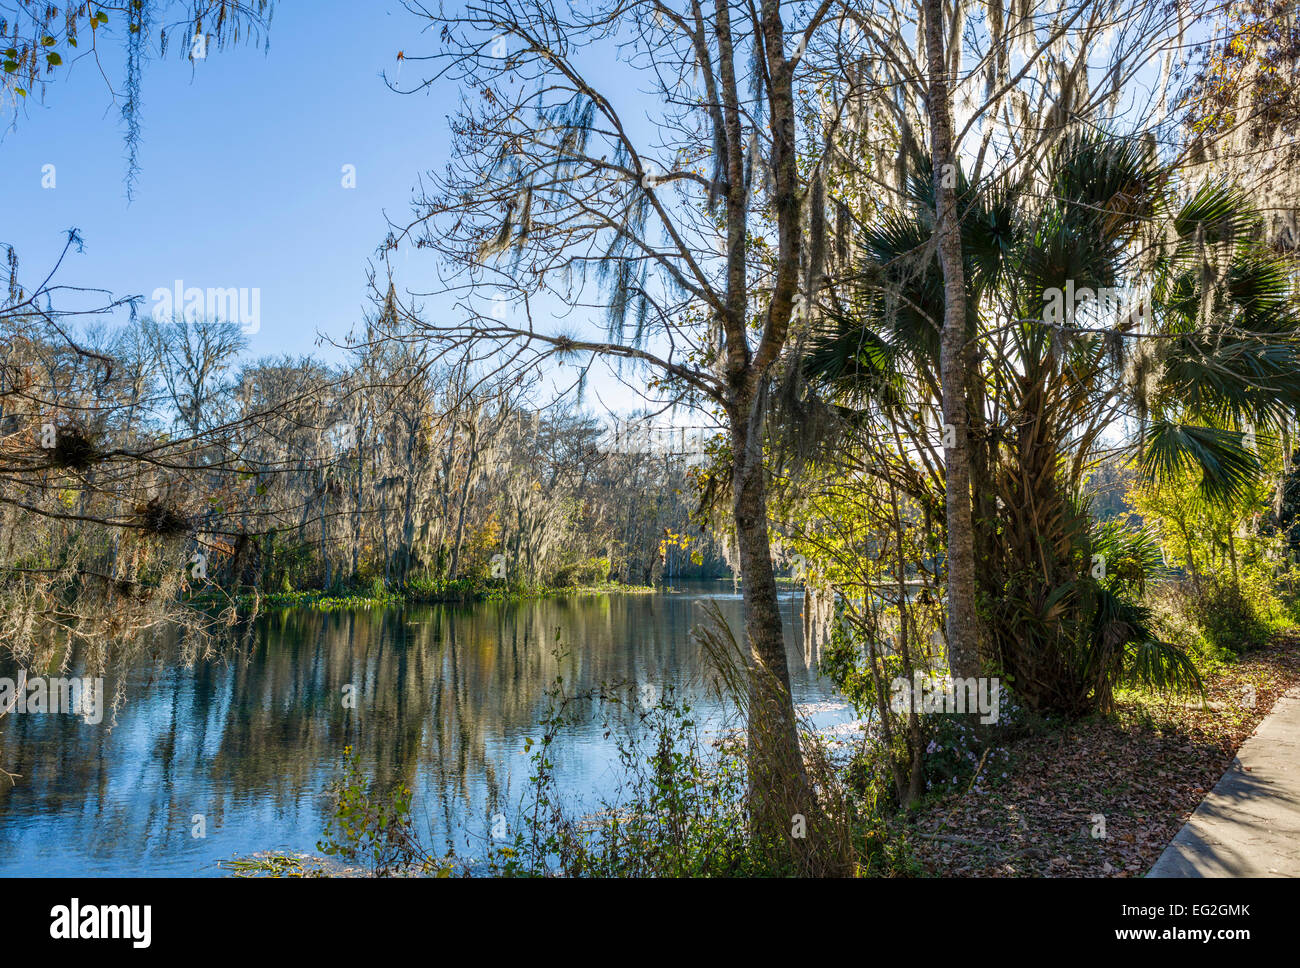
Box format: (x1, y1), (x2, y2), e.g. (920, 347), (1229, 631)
(967, 349), (998, 668)
(448, 433), (478, 578)
(730, 401), (821, 871)
(923, 0), (981, 680)
(891, 483), (927, 805)
(320, 486), (332, 589)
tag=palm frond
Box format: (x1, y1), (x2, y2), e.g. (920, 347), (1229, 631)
(1123, 637), (1204, 696)
(1139, 420), (1262, 503)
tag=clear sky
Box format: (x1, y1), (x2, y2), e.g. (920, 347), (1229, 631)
(1, 1), (461, 365)
(1, 1), (681, 422)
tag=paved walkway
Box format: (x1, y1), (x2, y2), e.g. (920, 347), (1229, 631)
(1148, 688), (1300, 877)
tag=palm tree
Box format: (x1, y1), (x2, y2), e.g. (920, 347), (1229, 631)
(800, 133), (1300, 715)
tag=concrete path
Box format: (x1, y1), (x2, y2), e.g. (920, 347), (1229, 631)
(1148, 688), (1300, 877)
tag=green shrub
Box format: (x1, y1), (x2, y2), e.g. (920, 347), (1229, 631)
(487, 685), (770, 877)
(1149, 585), (1234, 676)
(1196, 576), (1274, 654)
(1150, 571), (1294, 670)
(318, 746), (423, 876)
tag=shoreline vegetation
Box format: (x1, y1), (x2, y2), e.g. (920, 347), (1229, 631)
(206, 579), (663, 613)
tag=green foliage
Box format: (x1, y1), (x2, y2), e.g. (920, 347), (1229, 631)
(549, 555), (611, 588)
(1092, 519), (1167, 597)
(318, 746), (424, 876)
(233, 573), (657, 614)
(1140, 422), (1260, 504)
(799, 132), (1299, 718)
(921, 714), (1015, 797)
(1177, 573), (1288, 657)
(817, 616), (901, 719)
(248, 588), (399, 611)
(1147, 586), (1233, 675)
(1264, 450), (1300, 561)
(401, 573), (479, 602)
(487, 684), (770, 877)
(1129, 446), (1296, 659)
(1198, 577), (1276, 654)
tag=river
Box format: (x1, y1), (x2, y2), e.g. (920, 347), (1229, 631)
(0, 583), (854, 875)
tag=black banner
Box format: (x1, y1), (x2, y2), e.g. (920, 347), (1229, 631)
(6, 876), (1284, 955)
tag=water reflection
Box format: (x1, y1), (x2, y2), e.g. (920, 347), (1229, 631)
(0, 585), (849, 875)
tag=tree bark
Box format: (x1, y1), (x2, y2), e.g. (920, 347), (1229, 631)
(730, 403), (809, 848)
(922, 0), (981, 680)
(448, 423), (479, 578)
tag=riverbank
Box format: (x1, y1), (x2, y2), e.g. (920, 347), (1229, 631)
(210, 580), (661, 613)
(902, 632), (1300, 876)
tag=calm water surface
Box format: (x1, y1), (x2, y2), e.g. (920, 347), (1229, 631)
(0, 584), (850, 875)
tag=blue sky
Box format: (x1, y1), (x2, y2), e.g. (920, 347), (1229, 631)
(1, 1), (454, 364)
(1, 1), (672, 419)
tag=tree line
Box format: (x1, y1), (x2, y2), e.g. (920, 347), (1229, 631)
(0, 263), (729, 670)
